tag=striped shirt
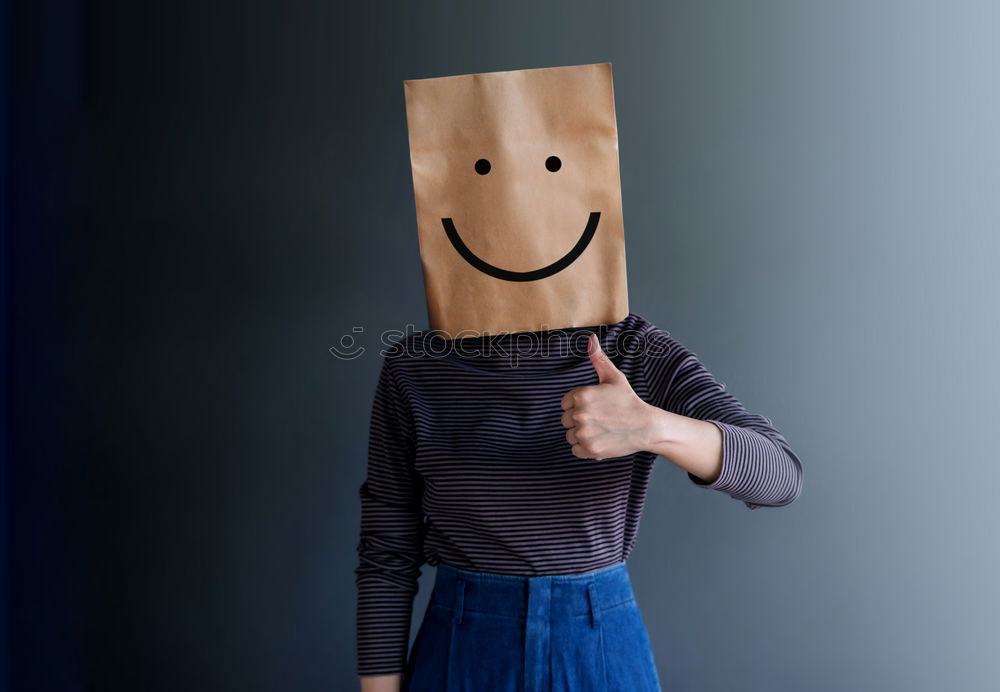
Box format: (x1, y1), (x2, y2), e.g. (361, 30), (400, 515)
(354, 312), (803, 676)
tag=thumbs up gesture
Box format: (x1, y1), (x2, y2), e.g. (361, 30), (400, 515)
(560, 333), (654, 460)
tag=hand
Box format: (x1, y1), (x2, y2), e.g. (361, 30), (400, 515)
(560, 333), (655, 460)
(359, 673), (401, 692)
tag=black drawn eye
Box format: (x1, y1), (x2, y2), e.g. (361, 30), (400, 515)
(475, 158), (491, 175)
(545, 155), (562, 172)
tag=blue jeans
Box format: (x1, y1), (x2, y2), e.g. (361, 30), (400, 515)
(401, 560), (663, 692)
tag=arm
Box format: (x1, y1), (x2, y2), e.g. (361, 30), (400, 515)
(640, 328), (803, 509)
(561, 331), (802, 509)
(355, 358), (426, 687)
(639, 409), (726, 485)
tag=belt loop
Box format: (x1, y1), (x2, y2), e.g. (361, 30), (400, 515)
(587, 582), (601, 628)
(454, 579), (466, 625)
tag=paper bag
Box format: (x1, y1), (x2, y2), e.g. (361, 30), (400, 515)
(403, 62), (629, 338)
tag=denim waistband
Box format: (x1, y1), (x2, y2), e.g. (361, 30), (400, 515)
(430, 560), (636, 622)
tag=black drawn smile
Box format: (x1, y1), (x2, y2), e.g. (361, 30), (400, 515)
(441, 212), (601, 282)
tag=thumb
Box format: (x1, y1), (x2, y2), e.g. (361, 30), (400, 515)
(588, 332), (625, 384)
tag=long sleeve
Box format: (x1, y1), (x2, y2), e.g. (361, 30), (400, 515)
(354, 357), (427, 676)
(640, 327), (803, 510)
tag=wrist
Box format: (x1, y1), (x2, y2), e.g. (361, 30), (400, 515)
(635, 401), (678, 453)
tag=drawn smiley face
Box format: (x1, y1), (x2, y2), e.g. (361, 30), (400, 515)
(404, 62), (627, 336)
(441, 154), (600, 282)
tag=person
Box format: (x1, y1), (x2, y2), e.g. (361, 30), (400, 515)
(355, 312), (803, 691)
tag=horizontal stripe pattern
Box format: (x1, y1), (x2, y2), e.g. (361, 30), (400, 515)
(355, 313), (803, 675)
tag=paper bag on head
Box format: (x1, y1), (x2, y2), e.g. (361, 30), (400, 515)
(403, 62), (629, 338)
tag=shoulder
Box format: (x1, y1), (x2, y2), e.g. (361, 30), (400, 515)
(610, 313), (681, 361)
(613, 314), (705, 401)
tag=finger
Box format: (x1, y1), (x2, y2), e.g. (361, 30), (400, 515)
(588, 333), (625, 385)
(560, 389), (576, 411)
(560, 409), (576, 429)
(565, 427), (578, 446)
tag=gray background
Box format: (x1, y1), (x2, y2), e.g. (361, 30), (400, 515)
(8, 0), (1000, 690)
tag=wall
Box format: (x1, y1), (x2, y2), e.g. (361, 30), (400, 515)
(7, 1), (1000, 690)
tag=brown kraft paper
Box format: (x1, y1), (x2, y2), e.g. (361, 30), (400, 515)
(403, 62), (629, 338)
